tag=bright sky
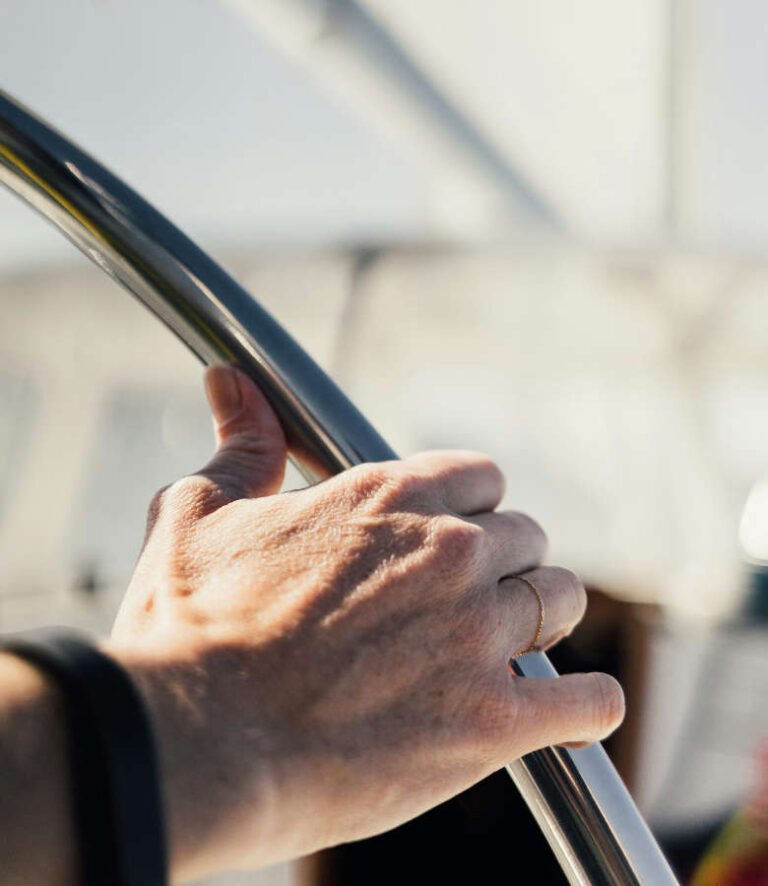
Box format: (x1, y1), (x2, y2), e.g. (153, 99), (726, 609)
(0, 0), (429, 271)
(2, 0), (768, 270)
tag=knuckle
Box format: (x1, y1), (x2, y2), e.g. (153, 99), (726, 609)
(436, 451), (506, 502)
(445, 449), (499, 472)
(433, 516), (485, 567)
(164, 475), (215, 514)
(378, 469), (423, 508)
(443, 449), (494, 473)
(346, 462), (429, 513)
(345, 463), (393, 503)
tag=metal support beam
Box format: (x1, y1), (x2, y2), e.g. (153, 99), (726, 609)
(229, 0), (562, 232)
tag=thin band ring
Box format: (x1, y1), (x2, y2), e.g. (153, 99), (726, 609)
(508, 574), (545, 659)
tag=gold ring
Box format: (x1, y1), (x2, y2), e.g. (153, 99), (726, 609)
(508, 574), (545, 659)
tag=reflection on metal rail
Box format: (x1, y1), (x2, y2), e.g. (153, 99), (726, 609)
(0, 90), (678, 885)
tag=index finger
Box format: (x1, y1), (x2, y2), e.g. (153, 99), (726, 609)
(400, 450), (506, 515)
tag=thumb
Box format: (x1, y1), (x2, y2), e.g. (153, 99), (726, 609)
(200, 365), (287, 501)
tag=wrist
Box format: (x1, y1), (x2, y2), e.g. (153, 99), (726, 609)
(105, 641), (280, 880)
(0, 653), (76, 886)
(3, 633), (168, 885)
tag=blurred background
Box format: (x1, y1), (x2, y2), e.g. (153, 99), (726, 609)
(2, 0), (768, 882)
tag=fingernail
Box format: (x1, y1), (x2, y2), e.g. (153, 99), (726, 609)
(204, 365), (243, 424)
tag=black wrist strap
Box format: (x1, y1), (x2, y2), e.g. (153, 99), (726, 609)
(1, 631), (168, 886)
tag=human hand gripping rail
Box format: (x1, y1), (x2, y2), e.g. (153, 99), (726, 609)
(0, 89), (678, 885)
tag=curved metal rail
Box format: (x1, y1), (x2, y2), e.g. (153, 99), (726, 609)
(0, 90), (678, 885)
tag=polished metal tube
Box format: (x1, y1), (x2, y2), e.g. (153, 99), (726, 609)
(0, 90), (678, 885)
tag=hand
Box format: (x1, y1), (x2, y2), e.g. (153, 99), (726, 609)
(109, 367), (624, 881)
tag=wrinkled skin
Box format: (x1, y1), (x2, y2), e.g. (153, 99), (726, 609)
(109, 367), (625, 882)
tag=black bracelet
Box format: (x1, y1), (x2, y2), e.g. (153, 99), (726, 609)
(1, 631), (168, 886)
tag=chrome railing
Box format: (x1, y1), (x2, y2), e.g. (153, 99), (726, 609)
(0, 90), (678, 885)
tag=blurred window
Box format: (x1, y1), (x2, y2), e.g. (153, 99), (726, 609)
(0, 367), (38, 529)
(70, 385), (211, 591)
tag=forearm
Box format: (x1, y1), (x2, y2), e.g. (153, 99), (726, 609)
(0, 653), (76, 886)
(0, 641), (273, 886)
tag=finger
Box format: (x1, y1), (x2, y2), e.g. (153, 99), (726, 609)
(401, 450), (505, 515)
(467, 510), (548, 579)
(504, 672), (625, 755)
(499, 566), (586, 657)
(198, 365), (287, 503)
